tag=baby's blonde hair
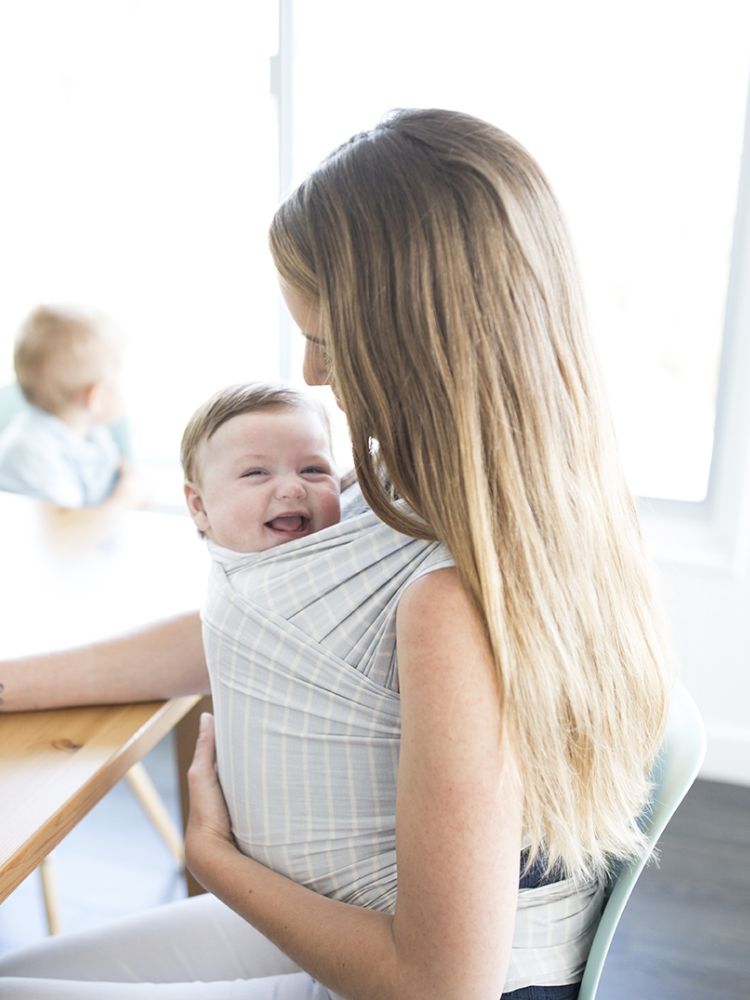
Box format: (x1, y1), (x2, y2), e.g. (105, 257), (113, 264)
(14, 306), (118, 415)
(180, 382), (333, 486)
(270, 108), (672, 880)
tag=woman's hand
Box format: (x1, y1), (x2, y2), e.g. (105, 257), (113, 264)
(185, 712), (237, 888)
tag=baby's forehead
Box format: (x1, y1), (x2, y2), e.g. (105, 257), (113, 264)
(206, 404), (332, 455)
(222, 403), (322, 435)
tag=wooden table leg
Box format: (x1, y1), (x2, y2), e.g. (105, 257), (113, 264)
(125, 762), (185, 865)
(39, 854), (61, 935)
(175, 694), (212, 897)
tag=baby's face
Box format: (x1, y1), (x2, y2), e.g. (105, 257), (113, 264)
(185, 407), (341, 553)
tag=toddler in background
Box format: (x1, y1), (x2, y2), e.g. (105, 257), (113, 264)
(181, 382), (341, 553)
(0, 305), (142, 508)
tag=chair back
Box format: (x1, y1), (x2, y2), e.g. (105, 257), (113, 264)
(577, 680), (706, 999)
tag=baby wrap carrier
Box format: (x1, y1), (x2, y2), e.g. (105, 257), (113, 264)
(202, 502), (604, 991)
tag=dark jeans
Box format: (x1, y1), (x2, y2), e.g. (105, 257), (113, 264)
(503, 985), (579, 1000)
(500, 852), (581, 999)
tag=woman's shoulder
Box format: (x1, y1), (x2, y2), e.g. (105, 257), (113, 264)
(396, 569), (496, 700)
(397, 566), (466, 631)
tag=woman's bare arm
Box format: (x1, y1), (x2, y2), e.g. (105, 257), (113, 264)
(186, 568), (522, 1000)
(0, 610), (208, 712)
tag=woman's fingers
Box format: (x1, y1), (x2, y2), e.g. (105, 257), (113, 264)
(189, 712), (216, 774)
(186, 711), (234, 851)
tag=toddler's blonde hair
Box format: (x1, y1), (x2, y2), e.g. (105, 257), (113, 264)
(14, 306), (119, 416)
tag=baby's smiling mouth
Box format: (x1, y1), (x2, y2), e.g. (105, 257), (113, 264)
(265, 515), (310, 534)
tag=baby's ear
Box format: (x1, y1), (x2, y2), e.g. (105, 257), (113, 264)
(183, 482), (209, 535)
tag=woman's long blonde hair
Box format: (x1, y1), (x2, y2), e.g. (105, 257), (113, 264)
(270, 108), (671, 879)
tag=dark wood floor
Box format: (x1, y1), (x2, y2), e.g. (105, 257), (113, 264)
(598, 778), (750, 999)
(0, 744), (748, 998)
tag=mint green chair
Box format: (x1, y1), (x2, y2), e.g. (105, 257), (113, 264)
(578, 681), (706, 999)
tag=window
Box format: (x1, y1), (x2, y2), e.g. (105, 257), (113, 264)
(2, 0), (749, 544)
(0, 0), (279, 505)
(286, 0), (750, 510)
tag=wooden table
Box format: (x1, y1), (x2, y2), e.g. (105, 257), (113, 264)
(0, 492), (208, 903)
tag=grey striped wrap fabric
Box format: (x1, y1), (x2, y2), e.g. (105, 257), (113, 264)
(202, 501), (604, 991)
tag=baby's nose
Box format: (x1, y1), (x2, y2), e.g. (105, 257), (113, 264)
(276, 476), (306, 500)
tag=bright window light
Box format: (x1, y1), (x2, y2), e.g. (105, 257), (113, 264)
(0, 0), (279, 507)
(1, 2), (748, 508)
(289, 0), (750, 502)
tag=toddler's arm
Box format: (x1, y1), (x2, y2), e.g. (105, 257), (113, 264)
(104, 459), (151, 510)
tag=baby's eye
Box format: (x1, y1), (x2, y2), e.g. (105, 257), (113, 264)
(301, 465), (331, 477)
(241, 468), (267, 478)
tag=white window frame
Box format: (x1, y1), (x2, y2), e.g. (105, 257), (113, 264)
(638, 81), (750, 576)
(271, 0), (296, 382)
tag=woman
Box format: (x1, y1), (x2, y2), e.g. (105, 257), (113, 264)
(0, 109), (670, 999)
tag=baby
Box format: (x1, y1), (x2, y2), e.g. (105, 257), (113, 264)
(180, 382), (442, 916)
(180, 382), (341, 552)
(0, 305), (138, 508)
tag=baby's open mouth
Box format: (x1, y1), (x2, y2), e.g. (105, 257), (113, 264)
(265, 515), (310, 534)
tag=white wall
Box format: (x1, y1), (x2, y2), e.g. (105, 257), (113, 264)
(640, 57), (750, 787)
(656, 561), (750, 785)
